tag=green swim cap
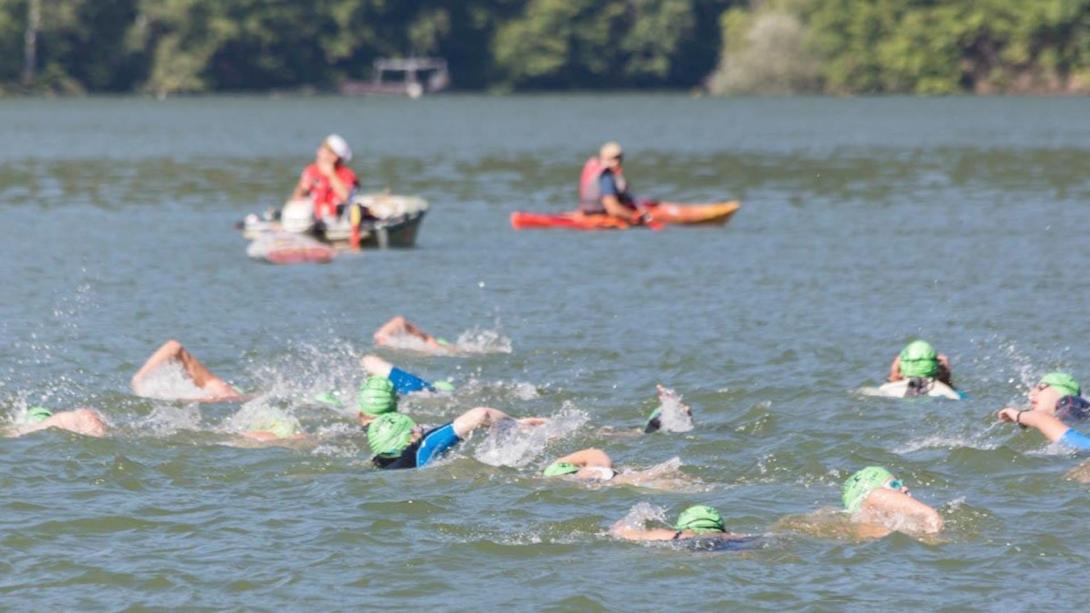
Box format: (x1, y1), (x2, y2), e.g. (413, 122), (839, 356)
(357, 376), (397, 416)
(643, 408), (662, 431)
(367, 413), (416, 458)
(1040, 372), (1081, 398)
(675, 505), (725, 534)
(432, 380), (455, 392)
(842, 466), (895, 513)
(26, 406), (53, 423)
(256, 418), (297, 439)
(543, 461), (580, 477)
(899, 340), (939, 378)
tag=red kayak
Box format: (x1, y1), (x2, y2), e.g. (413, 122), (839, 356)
(510, 201), (740, 231)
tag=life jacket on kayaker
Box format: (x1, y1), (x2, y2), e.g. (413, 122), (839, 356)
(301, 163), (359, 219)
(578, 156), (631, 214)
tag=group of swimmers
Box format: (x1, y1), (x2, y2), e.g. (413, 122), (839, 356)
(12, 319), (1089, 545)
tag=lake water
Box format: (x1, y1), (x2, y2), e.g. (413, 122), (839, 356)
(2, 95), (1090, 608)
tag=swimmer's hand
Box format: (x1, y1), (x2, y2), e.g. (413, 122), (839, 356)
(518, 417), (548, 427)
(997, 408), (1029, 429)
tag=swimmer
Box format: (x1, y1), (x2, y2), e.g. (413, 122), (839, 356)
(360, 354), (453, 395)
(841, 466), (943, 537)
(233, 415), (307, 445)
(131, 340), (244, 403)
(881, 340), (959, 399)
(642, 384), (693, 433)
(372, 316), (454, 355)
(542, 448), (697, 490)
(610, 505), (746, 542)
(998, 371), (1090, 451)
(367, 407), (545, 470)
(355, 374), (398, 429)
(9, 406), (108, 438)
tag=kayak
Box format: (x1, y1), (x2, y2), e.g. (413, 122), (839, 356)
(246, 232), (335, 265)
(510, 201), (740, 231)
(240, 193), (428, 249)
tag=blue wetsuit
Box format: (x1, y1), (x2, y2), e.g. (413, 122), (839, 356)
(373, 422), (462, 470)
(389, 366), (434, 394)
(1060, 428), (1090, 452)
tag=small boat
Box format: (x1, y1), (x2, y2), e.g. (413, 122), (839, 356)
(510, 201), (740, 231)
(339, 57), (449, 99)
(240, 193), (428, 249)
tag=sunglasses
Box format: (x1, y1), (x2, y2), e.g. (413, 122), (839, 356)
(1035, 383), (1051, 391)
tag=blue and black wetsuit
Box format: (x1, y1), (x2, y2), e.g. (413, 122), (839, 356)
(1060, 428), (1090, 452)
(388, 366), (434, 394)
(372, 422), (462, 470)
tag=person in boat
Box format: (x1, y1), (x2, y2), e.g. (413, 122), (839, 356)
(578, 141), (646, 224)
(372, 316), (454, 355)
(289, 134), (359, 221)
(367, 407), (545, 470)
(8, 406), (108, 438)
(610, 504), (747, 543)
(841, 466), (943, 537)
(882, 340), (959, 399)
(132, 340), (245, 403)
(997, 372), (1090, 451)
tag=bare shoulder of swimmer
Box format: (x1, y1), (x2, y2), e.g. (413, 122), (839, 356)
(17, 409), (108, 438)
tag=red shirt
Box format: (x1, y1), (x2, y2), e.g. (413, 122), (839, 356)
(301, 164), (359, 218)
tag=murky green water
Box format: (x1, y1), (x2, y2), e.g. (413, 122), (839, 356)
(2, 95), (1090, 608)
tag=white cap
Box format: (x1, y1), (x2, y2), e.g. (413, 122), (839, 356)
(599, 141), (623, 160)
(324, 134), (352, 162)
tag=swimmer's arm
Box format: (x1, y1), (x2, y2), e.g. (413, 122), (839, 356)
(998, 408), (1070, 442)
(452, 407), (545, 438)
(887, 355), (903, 382)
(555, 448), (612, 469)
(610, 522), (679, 541)
(862, 489), (943, 534)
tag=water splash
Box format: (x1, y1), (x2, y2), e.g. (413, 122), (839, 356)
(653, 385), (694, 433)
(139, 402), (203, 436)
(614, 502), (669, 532)
(221, 397), (301, 436)
(474, 405), (589, 467)
(131, 361), (210, 401)
(453, 327), (513, 354)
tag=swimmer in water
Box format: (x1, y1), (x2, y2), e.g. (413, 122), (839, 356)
(8, 406), (108, 438)
(610, 505), (746, 542)
(367, 407), (545, 470)
(882, 340), (959, 399)
(360, 354), (453, 394)
(355, 374), (398, 429)
(372, 316), (455, 355)
(841, 466), (943, 537)
(642, 384), (693, 433)
(542, 447), (697, 490)
(997, 372), (1090, 451)
(131, 340), (244, 403)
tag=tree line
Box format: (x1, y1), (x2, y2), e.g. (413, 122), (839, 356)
(1, 0), (1087, 96)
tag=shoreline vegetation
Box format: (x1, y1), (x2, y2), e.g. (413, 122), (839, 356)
(2, 0), (1087, 98)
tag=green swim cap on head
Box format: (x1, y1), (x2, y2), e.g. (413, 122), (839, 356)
(899, 340), (939, 378)
(357, 376), (397, 416)
(842, 466), (895, 513)
(256, 418), (296, 439)
(367, 413), (416, 458)
(314, 391), (344, 408)
(432, 380), (455, 392)
(543, 461), (580, 477)
(1040, 372), (1081, 398)
(26, 406), (53, 423)
(675, 505), (725, 534)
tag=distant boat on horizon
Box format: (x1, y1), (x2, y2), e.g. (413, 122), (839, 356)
(340, 57), (450, 99)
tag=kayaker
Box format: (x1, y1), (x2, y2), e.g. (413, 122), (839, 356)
(997, 372), (1090, 450)
(841, 466), (943, 537)
(131, 340), (245, 403)
(372, 316), (454, 355)
(8, 406), (108, 438)
(882, 340), (959, 398)
(290, 134), (359, 220)
(367, 407), (546, 470)
(578, 141), (645, 224)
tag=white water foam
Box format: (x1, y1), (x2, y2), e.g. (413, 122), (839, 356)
(654, 385), (694, 433)
(132, 361), (211, 401)
(474, 405), (589, 467)
(614, 502), (669, 532)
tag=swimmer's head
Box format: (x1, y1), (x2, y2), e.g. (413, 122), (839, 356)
(26, 406), (53, 423)
(357, 376), (398, 416)
(842, 466), (899, 513)
(1039, 372), (1080, 399)
(367, 413), (416, 458)
(643, 408), (662, 433)
(543, 461), (580, 477)
(675, 505), (725, 534)
(899, 340), (938, 378)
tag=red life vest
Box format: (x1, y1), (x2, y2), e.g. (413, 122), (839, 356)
(578, 157), (628, 213)
(301, 164), (359, 218)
